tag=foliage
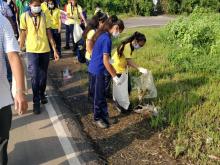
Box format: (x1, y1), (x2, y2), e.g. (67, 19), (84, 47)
(160, 0), (220, 14)
(163, 8), (220, 74)
(116, 27), (220, 164)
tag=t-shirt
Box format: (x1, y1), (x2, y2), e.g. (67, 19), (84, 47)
(85, 29), (95, 60)
(20, 11), (50, 53)
(112, 43), (133, 74)
(48, 8), (60, 29)
(0, 13), (20, 109)
(88, 32), (112, 75)
(41, 2), (51, 25)
(66, 3), (82, 24)
(15, 0), (30, 17)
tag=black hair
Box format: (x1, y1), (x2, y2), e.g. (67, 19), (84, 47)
(83, 15), (99, 41)
(95, 11), (108, 23)
(48, 0), (58, 12)
(91, 15), (124, 48)
(95, 2), (100, 8)
(117, 31), (146, 57)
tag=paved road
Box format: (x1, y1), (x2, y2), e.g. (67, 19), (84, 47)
(124, 15), (175, 28)
(8, 15), (174, 165)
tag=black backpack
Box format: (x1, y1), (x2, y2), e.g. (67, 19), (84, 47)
(76, 38), (86, 63)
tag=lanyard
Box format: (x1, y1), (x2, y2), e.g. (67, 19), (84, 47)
(31, 15), (41, 40)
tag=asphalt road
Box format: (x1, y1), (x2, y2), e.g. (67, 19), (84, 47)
(8, 15), (174, 165)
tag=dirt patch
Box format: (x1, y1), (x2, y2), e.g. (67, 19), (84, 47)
(48, 55), (187, 165)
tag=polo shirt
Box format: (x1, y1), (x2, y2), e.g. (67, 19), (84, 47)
(20, 11), (51, 53)
(88, 32), (112, 75)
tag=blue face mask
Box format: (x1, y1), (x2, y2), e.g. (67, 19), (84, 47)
(133, 43), (141, 49)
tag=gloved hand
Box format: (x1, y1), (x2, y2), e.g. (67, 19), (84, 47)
(138, 67), (148, 74)
(113, 76), (124, 86)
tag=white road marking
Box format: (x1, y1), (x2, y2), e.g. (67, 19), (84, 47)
(45, 100), (81, 165)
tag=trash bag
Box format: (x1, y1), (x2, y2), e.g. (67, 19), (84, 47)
(73, 23), (83, 43)
(113, 71), (130, 110)
(135, 71), (157, 101)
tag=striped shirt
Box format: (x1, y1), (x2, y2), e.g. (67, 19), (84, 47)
(0, 13), (20, 109)
(0, 0), (13, 17)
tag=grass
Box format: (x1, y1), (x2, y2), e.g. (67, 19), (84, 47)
(112, 27), (220, 164)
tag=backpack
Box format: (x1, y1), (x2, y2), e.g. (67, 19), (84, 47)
(76, 38), (86, 63)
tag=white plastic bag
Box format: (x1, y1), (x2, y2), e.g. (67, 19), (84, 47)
(136, 71), (157, 101)
(73, 23), (83, 43)
(113, 72), (130, 110)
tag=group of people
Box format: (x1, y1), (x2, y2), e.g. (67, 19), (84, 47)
(0, 0), (149, 164)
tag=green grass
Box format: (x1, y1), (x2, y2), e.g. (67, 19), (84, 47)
(113, 27), (220, 164)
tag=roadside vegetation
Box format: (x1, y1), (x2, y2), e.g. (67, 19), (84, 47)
(116, 8), (220, 164)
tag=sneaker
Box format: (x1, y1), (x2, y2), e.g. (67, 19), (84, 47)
(41, 97), (48, 104)
(95, 120), (108, 129)
(63, 46), (70, 50)
(103, 118), (118, 126)
(33, 103), (41, 115)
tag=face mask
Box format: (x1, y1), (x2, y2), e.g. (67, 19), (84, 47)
(31, 6), (41, 14)
(48, 4), (54, 9)
(112, 31), (120, 38)
(133, 43), (141, 49)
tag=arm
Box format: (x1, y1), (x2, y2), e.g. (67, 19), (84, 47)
(19, 30), (26, 49)
(103, 54), (116, 78)
(7, 52), (28, 115)
(127, 59), (139, 69)
(58, 15), (62, 33)
(86, 40), (93, 55)
(80, 12), (87, 26)
(46, 29), (59, 61)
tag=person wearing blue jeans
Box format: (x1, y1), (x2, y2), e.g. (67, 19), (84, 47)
(88, 16), (124, 128)
(50, 29), (61, 58)
(27, 53), (50, 104)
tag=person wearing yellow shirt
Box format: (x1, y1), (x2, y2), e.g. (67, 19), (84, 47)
(48, 0), (61, 58)
(66, 0), (87, 52)
(19, 0), (59, 114)
(40, 0), (51, 23)
(112, 32), (147, 113)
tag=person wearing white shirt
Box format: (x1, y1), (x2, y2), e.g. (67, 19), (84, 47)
(0, 13), (28, 165)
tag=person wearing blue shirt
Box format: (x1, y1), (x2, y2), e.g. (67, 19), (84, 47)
(88, 15), (124, 129)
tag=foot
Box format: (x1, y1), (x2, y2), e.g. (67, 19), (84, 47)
(41, 97), (48, 104)
(95, 120), (108, 129)
(63, 46), (70, 50)
(103, 118), (118, 126)
(33, 103), (41, 115)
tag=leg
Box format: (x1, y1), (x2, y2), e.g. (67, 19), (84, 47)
(53, 29), (62, 57)
(104, 71), (112, 99)
(0, 106), (12, 165)
(128, 73), (132, 95)
(93, 73), (108, 122)
(50, 29), (55, 59)
(39, 53), (50, 100)
(27, 53), (40, 104)
(88, 72), (95, 99)
(65, 25), (70, 48)
(69, 24), (76, 53)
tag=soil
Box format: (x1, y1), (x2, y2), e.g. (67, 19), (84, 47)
(48, 54), (187, 165)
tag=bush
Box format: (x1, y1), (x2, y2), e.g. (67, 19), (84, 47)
(163, 8), (220, 74)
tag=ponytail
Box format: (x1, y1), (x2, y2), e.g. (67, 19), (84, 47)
(117, 31), (146, 57)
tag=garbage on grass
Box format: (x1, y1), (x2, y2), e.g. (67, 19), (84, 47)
(134, 104), (159, 116)
(62, 68), (72, 80)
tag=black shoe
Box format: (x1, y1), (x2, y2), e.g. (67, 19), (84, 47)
(33, 103), (41, 115)
(103, 118), (118, 127)
(63, 46), (70, 50)
(41, 97), (48, 104)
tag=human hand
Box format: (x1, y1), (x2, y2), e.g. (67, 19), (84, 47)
(14, 92), (28, 115)
(54, 50), (60, 62)
(138, 67), (148, 74)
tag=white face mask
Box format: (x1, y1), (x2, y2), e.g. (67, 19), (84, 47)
(48, 4), (54, 9)
(133, 43), (141, 49)
(31, 6), (41, 14)
(112, 31), (120, 38)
